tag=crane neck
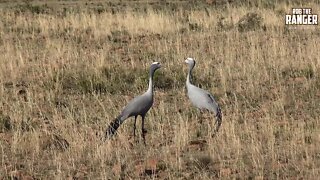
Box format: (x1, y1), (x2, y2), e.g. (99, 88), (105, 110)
(146, 68), (155, 95)
(186, 66), (193, 86)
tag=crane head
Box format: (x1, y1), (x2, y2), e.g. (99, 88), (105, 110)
(150, 62), (161, 72)
(185, 58), (196, 68)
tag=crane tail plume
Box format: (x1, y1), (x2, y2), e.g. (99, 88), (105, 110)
(105, 115), (122, 139)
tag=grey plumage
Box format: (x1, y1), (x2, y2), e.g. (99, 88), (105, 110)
(185, 58), (222, 135)
(106, 62), (161, 144)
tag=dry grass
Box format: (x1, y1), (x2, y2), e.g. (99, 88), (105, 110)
(0, 0), (320, 179)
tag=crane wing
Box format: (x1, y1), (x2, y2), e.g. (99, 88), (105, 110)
(206, 93), (216, 105)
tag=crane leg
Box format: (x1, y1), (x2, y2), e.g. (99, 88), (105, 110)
(212, 109), (222, 137)
(133, 116), (137, 138)
(141, 115), (147, 145)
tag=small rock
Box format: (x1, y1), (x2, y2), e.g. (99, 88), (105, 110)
(145, 158), (158, 174)
(112, 163), (122, 176)
(220, 168), (232, 177)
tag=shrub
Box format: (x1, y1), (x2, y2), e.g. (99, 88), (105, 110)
(0, 114), (11, 132)
(237, 12), (263, 32)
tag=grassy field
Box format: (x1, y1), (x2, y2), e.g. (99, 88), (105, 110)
(0, 0), (320, 179)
